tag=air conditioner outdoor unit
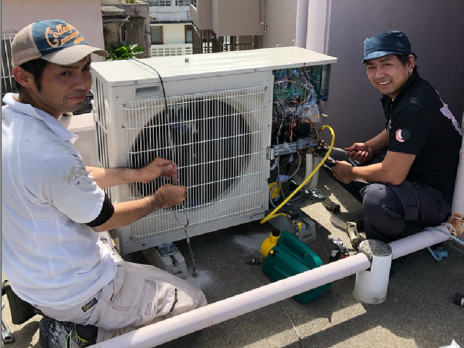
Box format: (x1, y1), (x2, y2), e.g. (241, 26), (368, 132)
(90, 47), (336, 255)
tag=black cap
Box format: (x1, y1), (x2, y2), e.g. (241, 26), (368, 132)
(363, 31), (416, 63)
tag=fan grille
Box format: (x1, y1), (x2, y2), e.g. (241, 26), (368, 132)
(122, 86), (268, 240)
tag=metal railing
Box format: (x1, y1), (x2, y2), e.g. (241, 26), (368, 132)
(151, 43), (193, 56)
(2, 33), (16, 101)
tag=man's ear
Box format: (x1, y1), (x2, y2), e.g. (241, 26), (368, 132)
(13, 66), (34, 88)
(407, 54), (415, 70)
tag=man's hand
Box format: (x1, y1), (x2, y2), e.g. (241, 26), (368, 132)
(332, 160), (355, 184)
(345, 142), (373, 163)
(87, 158), (179, 189)
(153, 184), (187, 208)
(91, 183), (187, 232)
(139, 158), (179, 183)
(331, 151), (415, 186)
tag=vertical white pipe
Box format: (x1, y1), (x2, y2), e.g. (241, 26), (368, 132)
(450, 113), (464, 238)
(295, 0), (309, 48)
(308, 153), (321, 190)
(304, 152), (313, 189)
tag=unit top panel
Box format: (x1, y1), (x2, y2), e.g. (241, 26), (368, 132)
(91, 46), (337, 86)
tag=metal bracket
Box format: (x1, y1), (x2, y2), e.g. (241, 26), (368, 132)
(266, 137), (318, 160)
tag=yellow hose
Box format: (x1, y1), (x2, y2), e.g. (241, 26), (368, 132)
(260, 125), (335, 224)
(265, 213), (288, 222)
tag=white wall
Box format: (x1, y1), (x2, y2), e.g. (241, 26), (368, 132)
(305, 0), (464, 147)
(156, 23), (187, 45)
(1, 0), (106, 62)
(149, 4), (190, 22)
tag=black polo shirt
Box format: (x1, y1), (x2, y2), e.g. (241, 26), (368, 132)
(381, 71), (462, 197)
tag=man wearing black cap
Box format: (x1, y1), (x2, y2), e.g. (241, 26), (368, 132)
(330, 31), (462, 243)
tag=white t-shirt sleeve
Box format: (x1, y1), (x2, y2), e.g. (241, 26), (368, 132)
(24, 143), (105, 224)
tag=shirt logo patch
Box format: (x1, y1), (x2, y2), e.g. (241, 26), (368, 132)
(63, 165), (87, 185)
(395, 129), (410, 143)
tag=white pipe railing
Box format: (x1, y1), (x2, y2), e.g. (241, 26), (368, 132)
(91, 116), (464, 348)
(90, 253), (371, 348)
(89, 228), (454, 348)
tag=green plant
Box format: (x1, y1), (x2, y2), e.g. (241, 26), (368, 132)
(106, 42), (145, 61)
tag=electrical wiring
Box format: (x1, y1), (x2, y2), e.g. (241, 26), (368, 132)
(269, 151), (304, 208)
(128, 58), (199, 277)
(261, 125), (335, 225)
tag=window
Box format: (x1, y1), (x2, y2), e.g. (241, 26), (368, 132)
(146, 0), (172, 6)
(151, 26), (164, 45)
(176, 0), (190, 6)
(185, 25), (193, 44)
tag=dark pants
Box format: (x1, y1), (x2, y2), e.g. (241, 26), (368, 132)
(326, 148), (452, 243)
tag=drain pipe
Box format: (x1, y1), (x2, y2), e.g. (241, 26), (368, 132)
(90, 119), (464, 348)
(90, 221), (456, 348)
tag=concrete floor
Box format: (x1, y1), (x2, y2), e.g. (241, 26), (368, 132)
(2, 168), (463, 348)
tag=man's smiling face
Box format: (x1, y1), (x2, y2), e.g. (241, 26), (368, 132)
(365, 54), (414, 99)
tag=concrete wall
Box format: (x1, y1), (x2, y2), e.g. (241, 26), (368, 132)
(149, 4), (190, 22)
(304, 0), (464, 147)
(2, 0), (106, 63)
(262, 0), (298, 48)
(211, 0), (264, 36)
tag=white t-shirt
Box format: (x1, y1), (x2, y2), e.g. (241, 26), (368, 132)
(2, 93), (117, 310)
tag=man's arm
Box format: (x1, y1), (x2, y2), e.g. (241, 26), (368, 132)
(365, 129), (389, 153)
(345, 129), (389, 163)
(91, 184), (186, 232)
(332, 150), (415, 185)
(87, 158), (178, 189)
(86, 167), (136, 189)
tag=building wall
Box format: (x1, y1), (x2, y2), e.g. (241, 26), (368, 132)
(149, 4), (190, 22)
(304, 0), (464, 146)
(155, 23), (187, 45)
(262, 0), (298, 48)
(2, 0), (106, 62)
(211, 0), (263, 37)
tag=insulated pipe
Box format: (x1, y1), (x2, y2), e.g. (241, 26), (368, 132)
(90, 227), (457, 348)
(295, 0), (309, 48)
(389, 229), (449, 260)
(91, 117), (464, 348)
(303, 152), (313, 189)
(90, 253), (371, 348)
(91, 203), (463, 348)
(448, 113), (464, 239)
(308, 154), (322, 190)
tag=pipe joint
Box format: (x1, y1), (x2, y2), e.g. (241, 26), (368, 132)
(353, 239), (392, 304)
(357, 239), (392, 264)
